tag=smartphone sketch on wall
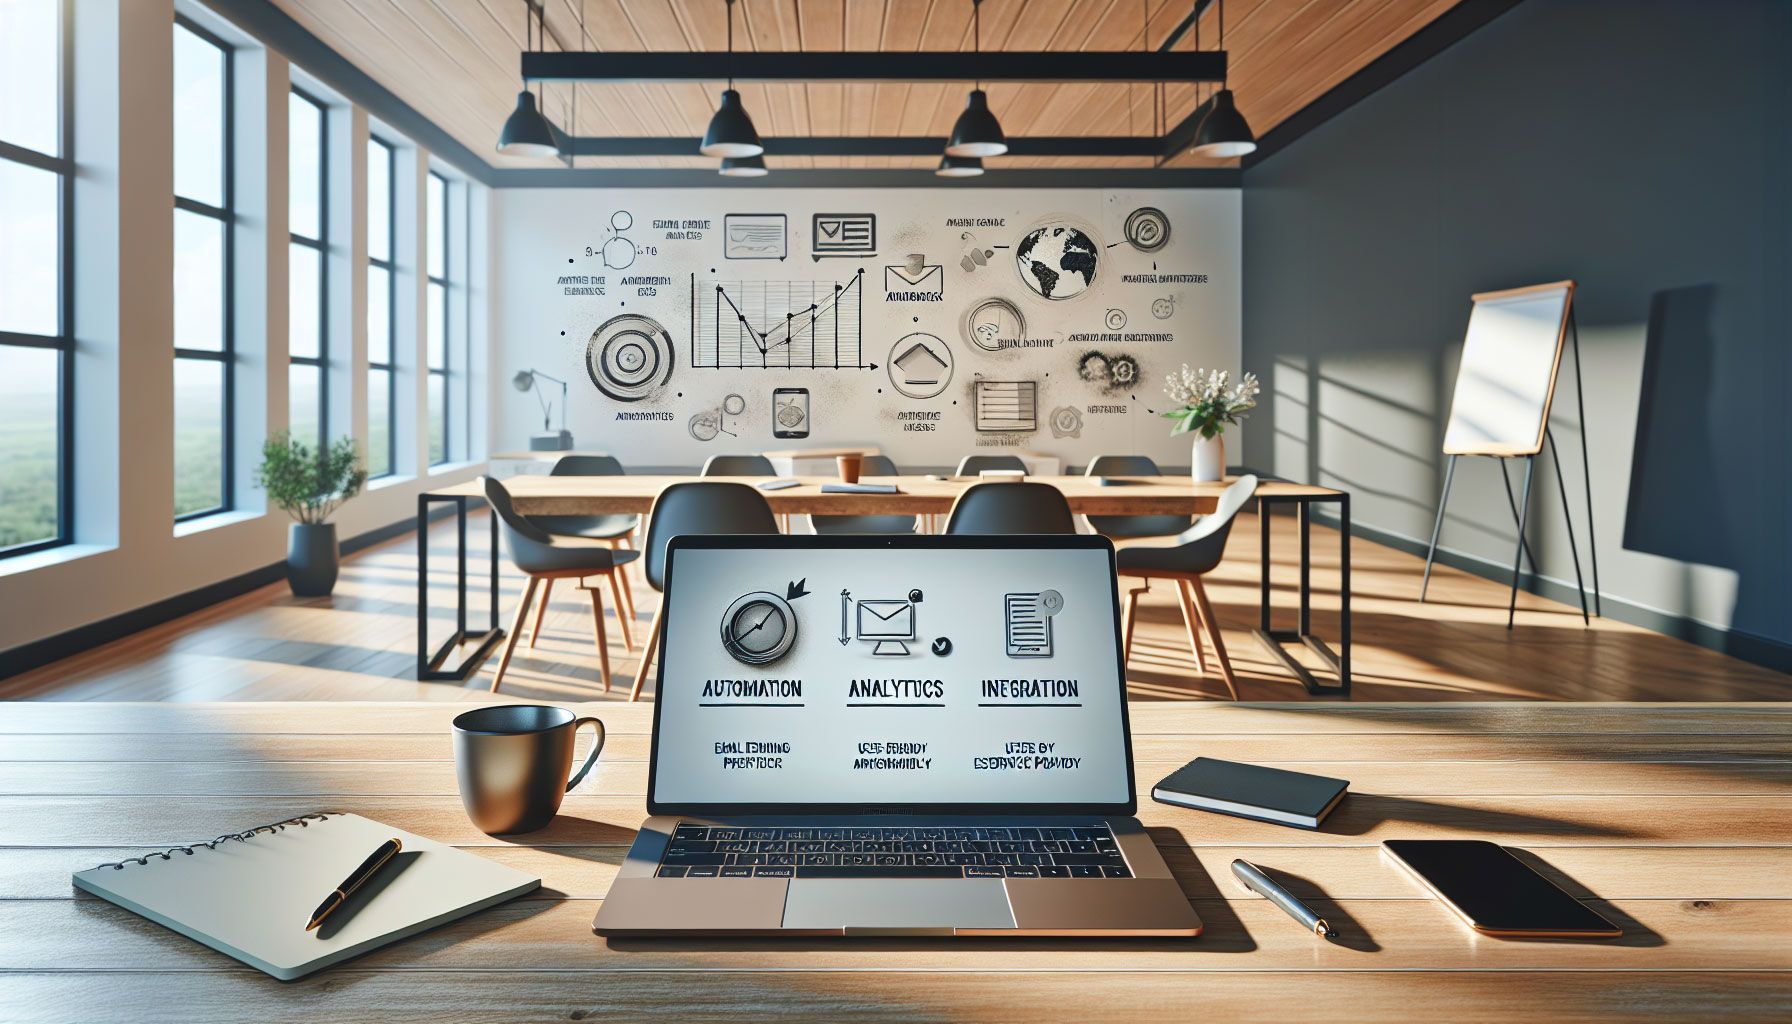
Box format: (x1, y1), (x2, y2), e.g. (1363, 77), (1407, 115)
(772, 388), (811, 439)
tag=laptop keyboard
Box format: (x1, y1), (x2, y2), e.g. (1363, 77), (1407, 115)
(654, 824), (1131, 879)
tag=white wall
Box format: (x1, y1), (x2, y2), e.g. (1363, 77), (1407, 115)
(493, 187), (1241, 470)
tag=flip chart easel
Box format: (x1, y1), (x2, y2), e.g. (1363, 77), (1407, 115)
(1421, 280), (1600, 628)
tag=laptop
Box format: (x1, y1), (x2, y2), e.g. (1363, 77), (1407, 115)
(593, 534), (1202, 937)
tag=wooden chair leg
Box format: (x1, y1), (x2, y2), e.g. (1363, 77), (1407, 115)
(587, 585), (611, 693)
(605, 570), (635, 651)
(492, 577), (540, 693)
(1173, 578), (1210, 678)
(629, 602), (666, 702)
(529, 577), (554, 648)
(607, 539), (638, 623)
(1119, 579), (1145, 666)
(1187, 575), (1239, 701)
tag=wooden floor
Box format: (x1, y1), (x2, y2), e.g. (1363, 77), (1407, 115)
(6, 511), (1788, 702)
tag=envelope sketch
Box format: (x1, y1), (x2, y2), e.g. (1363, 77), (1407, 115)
(884, 263), (943, 294)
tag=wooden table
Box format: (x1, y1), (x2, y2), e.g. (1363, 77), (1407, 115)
(4, 701), (1788, 1022)
(419, 474), (1351, 688)
(436, 473), (1338, 518)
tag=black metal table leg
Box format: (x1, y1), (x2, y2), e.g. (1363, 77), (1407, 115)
(1251, 493), (1352, 697)
(416, 493), (506, 681)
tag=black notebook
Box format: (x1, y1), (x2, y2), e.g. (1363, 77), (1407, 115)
(1152, 757), (1348, 830)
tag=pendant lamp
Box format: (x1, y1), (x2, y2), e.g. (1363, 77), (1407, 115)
(497, 2), (560, 157)
(946, 0), (1006, 158)
(720, 154), (769, 177)
(1190, 0), (1256, 158)
(935, 154), (984, 177)
(701, 0), (764, 158)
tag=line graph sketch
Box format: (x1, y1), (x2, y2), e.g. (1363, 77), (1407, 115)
(689, 271), (868, 369)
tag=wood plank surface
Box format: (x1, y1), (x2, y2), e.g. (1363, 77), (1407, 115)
(5, 701), (1789, 1022)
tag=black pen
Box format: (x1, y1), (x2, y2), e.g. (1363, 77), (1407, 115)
(1231, 858), (1336, 939)
(307, 838), (403, 931)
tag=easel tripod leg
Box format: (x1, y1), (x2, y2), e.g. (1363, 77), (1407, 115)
(1507, 456), (1536, 630)
(1546, 430), (1590, 625)
(1569, 310), (1601, 617)
(1421, 455), (1457, 602)
(1499, 457), (1542, 574)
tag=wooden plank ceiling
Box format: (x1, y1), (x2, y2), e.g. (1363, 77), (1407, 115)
(270, 0), (1463, 171)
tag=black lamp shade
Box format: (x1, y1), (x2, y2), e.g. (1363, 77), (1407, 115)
(946, 89), (1007, 157)
(719, 154), (769, 177)
(1190, 89), (1257, 159)
(497, 91), (560, 158)
(936, 154), (984, 177)
(701, 89), (764, 158)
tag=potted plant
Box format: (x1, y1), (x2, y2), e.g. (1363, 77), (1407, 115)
(256, 431), (368, 597)
(1162, 365), (1260, 482)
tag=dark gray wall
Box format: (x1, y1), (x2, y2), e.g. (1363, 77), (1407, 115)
(1241, 0), (1791, 664)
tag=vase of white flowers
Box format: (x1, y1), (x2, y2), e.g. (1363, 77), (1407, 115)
(1162, 365), (1260, 483)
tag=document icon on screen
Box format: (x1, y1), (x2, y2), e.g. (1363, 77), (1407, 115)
(1003, 591), (1059, 658)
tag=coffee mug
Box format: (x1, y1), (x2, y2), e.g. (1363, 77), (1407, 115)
(837, 453), (864, 484)
(451, 705), (604, 835)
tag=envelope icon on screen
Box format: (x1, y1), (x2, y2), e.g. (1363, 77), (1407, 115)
(856, 599), (914, 638)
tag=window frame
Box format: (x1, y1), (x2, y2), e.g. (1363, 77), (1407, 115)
(171, 13), (235, 523)
(367, 134), (396, 478)
(0, 0), (76, 558)
(426, 168), (449, 467)
(287, 83), (328, 454)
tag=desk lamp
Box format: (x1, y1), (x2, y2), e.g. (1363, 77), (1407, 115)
(513, 369), (573, 451)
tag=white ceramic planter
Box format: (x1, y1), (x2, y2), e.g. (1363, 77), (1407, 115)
(1191, 434), (1225, 483)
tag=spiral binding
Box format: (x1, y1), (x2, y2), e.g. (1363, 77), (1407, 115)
(97, 812), (339, 870)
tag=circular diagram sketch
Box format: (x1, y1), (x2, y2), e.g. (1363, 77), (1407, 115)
(689, 393), (745, 441)
(1015, 223), (1099, 301)
(1123, 207), (1170, 252)
(601, 210), (637, 270)
(964, 297), (1026, 352)
(586, 313), (674, 402)
(887, 333), (954, 400)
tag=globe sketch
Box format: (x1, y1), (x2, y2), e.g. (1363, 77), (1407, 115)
(1015, 224), (1099, 300)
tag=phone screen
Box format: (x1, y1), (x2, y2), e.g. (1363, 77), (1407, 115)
(773, 389), (810, 438)
(1383, 840), (1620, 936)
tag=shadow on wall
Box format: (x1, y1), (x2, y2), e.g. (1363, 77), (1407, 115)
(1623, 285), (1761, 643)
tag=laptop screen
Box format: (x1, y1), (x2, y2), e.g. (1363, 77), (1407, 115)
(648, 536), (1134, 814)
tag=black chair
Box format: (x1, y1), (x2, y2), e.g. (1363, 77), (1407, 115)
(629, 482), (781, 701)
(954, 454), (1028, 477)
(1084, 455), (1192, 539)
(1115, 475), (1258, 700)
(526, 455), (640, 631)
(483, 476), (639, 694)
(812, 455), (916, 535)
(943, 481), (1076, 535)
(701, 454), (776, 476)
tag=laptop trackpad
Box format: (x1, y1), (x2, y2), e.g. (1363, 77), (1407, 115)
(782, 879), (1015, 931)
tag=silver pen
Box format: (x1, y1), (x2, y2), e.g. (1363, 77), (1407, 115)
(1231, 859), (1336, 939)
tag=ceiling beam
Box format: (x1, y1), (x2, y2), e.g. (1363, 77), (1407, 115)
(522, 50), (1226, 84)
(560, 136), (1164, 158)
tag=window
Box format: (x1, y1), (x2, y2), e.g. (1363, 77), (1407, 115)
(172, 18), (233, 520)
(0, 0), (73, 556)
(366, 136), (395, 478)
(288, 87), (327, 452)
(425, 170), (448, 466)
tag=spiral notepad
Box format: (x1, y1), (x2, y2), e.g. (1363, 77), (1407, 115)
(72, 812), (539, 980)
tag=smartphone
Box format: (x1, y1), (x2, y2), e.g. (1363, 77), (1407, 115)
(772, 387), (810, 439)
(1383, 840), (1621, 938)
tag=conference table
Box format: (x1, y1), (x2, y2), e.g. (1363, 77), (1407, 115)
(6, 700), (1787, 1022)
(417, 474), (1349, 694)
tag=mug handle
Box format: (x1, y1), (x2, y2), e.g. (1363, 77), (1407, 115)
(566, 717), (606, 793)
